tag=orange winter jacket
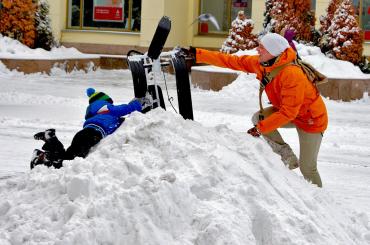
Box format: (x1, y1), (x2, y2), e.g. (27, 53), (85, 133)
(196, 48), (328, 134)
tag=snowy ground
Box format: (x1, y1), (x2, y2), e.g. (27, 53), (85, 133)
(0, 36), (370, 244)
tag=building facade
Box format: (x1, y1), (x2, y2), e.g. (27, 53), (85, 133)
(48, 0), (370, 55)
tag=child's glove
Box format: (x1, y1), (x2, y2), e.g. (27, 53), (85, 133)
(137, 93), (153, 113)
(247, 126), (261, 137)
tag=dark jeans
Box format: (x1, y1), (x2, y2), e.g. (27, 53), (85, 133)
(41, 127), (103, 167)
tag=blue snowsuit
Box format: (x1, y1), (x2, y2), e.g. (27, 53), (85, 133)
(35, 97), (142, 168)
(84, 99), (142, 137)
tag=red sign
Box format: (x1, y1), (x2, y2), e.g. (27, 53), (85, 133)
(365, 31), (370, 40)
(93, 6), (123, 22)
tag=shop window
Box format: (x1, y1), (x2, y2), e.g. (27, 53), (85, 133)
(199, 0), (253, 34)
(361, 0), (370, 40)
(68, 0), (141, 32)
(198, 0), (317, 35)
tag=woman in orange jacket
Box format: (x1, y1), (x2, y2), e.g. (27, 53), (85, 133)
(190, 33), (328, 187)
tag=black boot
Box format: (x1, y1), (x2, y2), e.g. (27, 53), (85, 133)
(32, 129), (65, 169)
(30, 149), (50, 169)
(34, 129), (56, 141)
(30, 149), (64, 169)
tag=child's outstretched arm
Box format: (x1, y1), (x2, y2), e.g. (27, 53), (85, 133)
(108, 100), (142, 117)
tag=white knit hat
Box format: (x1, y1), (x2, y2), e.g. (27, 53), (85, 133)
(260, 33), (290, 57)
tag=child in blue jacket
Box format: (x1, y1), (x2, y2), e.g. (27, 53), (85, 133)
(30, 88), (151, 169)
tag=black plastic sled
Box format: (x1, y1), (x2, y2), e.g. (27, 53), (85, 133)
(128, 59), (147, 98)
(128, 59), (166, 110)
(147, 16), (171, 60)
(172, 54), (193, 120)
(127, 15), (194, 120)
(148, 84), (166, 110)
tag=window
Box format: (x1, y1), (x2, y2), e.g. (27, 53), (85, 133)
(361, 0), (370, 40)
(353, 0), (360, 15)
(311, 0), (316, 11)
(68, 0), (141, 32)
(199, 0), (253, 34)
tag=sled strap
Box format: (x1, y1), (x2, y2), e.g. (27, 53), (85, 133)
(259, 62), (292, 120)
(258, 86), (265, 120)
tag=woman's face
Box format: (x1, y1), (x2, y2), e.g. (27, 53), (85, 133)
(256, 43), (275, 63)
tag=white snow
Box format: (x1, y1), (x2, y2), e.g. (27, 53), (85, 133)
(229, 43), (370, 79)
(0, 36), (370, 245)
(0, 34), (99, 60)
(191, 65), (241, 74)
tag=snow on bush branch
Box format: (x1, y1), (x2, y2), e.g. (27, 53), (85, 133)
(325, 0), (363, 64)
(221, 11), (258, 54)
(0, 0), (36, 47)
(263, 0), (315, 42)
(0, 0), (55, 50)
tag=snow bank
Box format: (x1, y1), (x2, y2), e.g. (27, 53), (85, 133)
(0, 110), (369, 245)
(0, 35), (99, 60)
(296, 43), (370, 79)
(226, 43), (370, 79)
(217, 72), (260, 99)
(191, 65), (241, 74)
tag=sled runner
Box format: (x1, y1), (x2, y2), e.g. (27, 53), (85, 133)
(171, 53), (193, 120)
(147, 16), (171, 60)
(128, 59), (147, 98)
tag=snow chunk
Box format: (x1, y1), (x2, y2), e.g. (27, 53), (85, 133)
(66, 175), (92, 201)
(0, 200), (11, 216)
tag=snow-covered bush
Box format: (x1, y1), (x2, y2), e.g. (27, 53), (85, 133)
(220, 11), (258, 54)
(35, 0), (56, 50)
(0, 0), (55, 50)
(319, 0), (341, 33)
(0, 0), (36, 47)
(326, 0), (363, 64)
(319, 0), (341, 53)
(263, 0), (275, 32)
(263, 0), (315, 42)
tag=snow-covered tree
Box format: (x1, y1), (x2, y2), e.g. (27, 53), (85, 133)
(264, 0), (315, 42)
(263, 0), (275, 32)
(327, 0), (363, 64)
(320, 0), (341, 32)
(0, 0), (36, 47)
(220, 11), (258, 54)
(35, 0), (56, 50)
(319, 0), (341, 52)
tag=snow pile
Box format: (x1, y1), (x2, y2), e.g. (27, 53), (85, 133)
(217, 72), (260, 99)
(0, 34), (99, 60)
(296, 43), (369, 79)
(191, 65), (241, 74)
(0, 110), (369, 245)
